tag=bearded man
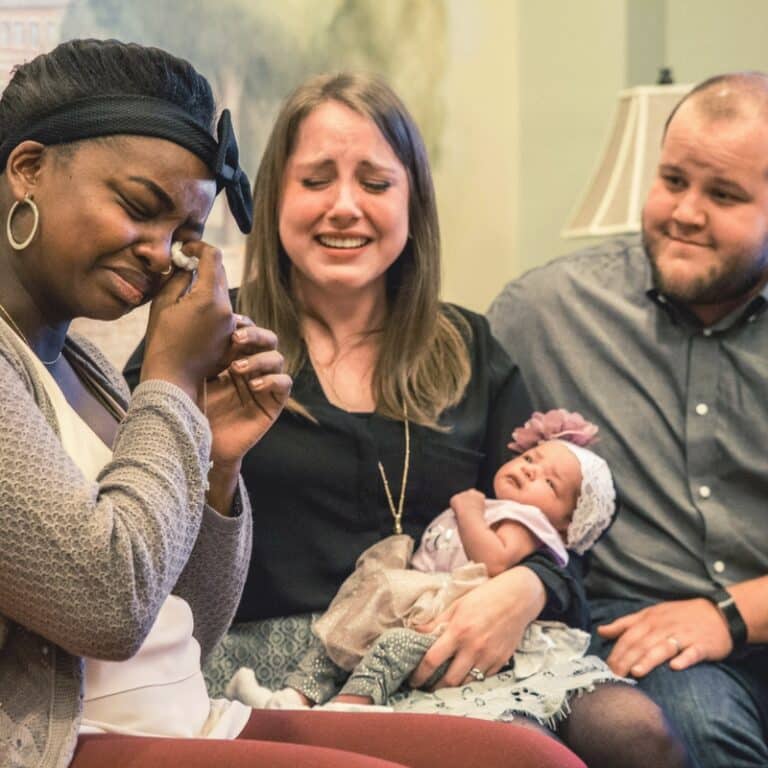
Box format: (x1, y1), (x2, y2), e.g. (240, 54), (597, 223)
(488, 72), (768, 768)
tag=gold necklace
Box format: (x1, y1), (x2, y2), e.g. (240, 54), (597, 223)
(377, 402), (410, 535)
(0, 301), (62, 366)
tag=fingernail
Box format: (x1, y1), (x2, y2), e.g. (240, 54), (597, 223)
(233, 359), (248, 370)
(250, 378), (264, 390)
(234, 329), (247, 342)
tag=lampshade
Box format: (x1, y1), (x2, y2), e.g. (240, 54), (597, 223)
(562, 83), (692, 238)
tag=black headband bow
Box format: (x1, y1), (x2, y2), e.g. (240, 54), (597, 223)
(0, 95), (253, 233)
(213, 110), (253, 234)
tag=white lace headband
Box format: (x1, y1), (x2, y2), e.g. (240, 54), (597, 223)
(557, 441), (615, 554)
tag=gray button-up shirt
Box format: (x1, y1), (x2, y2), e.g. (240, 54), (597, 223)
(487, 236), (768, 602)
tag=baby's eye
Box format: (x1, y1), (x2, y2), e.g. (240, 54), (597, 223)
(524, 455), (533, 463)
(546, 479), (557, 493)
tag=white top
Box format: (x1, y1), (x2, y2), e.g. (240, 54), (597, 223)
(410, 498), (569, 572)
(26, 349), (250, 739)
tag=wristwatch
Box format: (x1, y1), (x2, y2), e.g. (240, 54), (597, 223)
(705, 588), (748, 651)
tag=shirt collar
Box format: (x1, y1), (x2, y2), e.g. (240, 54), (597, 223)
(644, 262), (768, 335)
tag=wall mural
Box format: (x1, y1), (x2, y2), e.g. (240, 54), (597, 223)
(60, 0), (447, 247)
(0, 0), (447, 366)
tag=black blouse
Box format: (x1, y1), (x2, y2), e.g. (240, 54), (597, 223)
(124, 299), (587, 628)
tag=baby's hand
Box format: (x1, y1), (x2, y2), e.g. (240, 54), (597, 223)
(450, 489), (486, 517)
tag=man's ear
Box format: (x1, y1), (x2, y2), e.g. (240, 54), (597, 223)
(4, 141), (47, 200)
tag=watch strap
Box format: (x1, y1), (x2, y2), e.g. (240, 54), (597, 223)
(706, 587), (748, 651)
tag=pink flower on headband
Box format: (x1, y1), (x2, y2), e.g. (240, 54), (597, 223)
(508, 409), (599, 452)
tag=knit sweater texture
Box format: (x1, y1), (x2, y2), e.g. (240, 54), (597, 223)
(0, 321), (252, 768)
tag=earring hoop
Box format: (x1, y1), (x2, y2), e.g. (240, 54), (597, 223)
(159, 264), (174, 276)
(6, 194), (39, 251)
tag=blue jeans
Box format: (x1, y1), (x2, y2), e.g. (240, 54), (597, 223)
(590, 598), (768, 768)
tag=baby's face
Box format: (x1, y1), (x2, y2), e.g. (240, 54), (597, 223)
(493, 441), (582, 536)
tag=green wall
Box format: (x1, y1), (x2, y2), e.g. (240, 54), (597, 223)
(445, 0), (768, 313)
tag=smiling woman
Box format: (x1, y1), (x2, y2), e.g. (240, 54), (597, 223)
(144, 72), (687, 768)
(278, 100), (411, 306)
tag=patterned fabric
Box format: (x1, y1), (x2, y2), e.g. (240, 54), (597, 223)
(286, 628), (438, 706)
(217, 615), (629, 725)
(284, 633), (350, 704)
(559, 442), (615, 555)
(338, 628), (437, 704)
(391, 655), (627, 728)
(204, 614), (320, 696)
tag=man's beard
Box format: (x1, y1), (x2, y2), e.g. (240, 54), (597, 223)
(642, 229), (768, 307)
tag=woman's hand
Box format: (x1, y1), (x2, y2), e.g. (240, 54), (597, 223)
(203, 316), (292, 515)
(409, 565), (546, 689)
(206, 317), (292, 467)
(141, 242), (235, 400)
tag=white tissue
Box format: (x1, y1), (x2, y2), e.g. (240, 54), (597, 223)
(171, 241), (199, 271)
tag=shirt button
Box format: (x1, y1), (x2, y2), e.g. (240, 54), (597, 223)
(713, 560), (726, 574)
(747, 314), (757, 323)
(703, 328), (713, 337)
(41, 645), (49, 655)
(699, 485), (711, 499)
(695, 403), (709, 416)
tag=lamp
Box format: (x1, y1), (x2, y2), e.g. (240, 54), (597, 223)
(562, 76), (692, 238)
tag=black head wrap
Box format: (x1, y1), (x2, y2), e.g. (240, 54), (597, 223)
(0, 95), (253, 233)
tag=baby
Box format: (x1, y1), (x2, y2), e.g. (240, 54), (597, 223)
(228, 409), (615, 712)
(415, 407), (611, 574)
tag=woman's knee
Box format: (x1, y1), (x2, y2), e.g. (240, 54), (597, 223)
(72, 734), (408, 768)
(561, 684), (690, 768)
(241, 710), (585, 768)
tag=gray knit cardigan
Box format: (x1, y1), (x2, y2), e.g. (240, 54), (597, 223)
(0, 322), (253, 768)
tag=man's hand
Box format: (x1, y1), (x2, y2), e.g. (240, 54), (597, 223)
(598, 598), (733, 677)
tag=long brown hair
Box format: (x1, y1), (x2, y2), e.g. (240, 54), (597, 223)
(238, 72), (470, 428)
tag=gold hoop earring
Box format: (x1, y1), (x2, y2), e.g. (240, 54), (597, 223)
(6, 194), (39, 251)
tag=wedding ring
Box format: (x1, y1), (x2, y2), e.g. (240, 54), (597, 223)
(667, 635), (681, 654)
(468, 667), (485, 682)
